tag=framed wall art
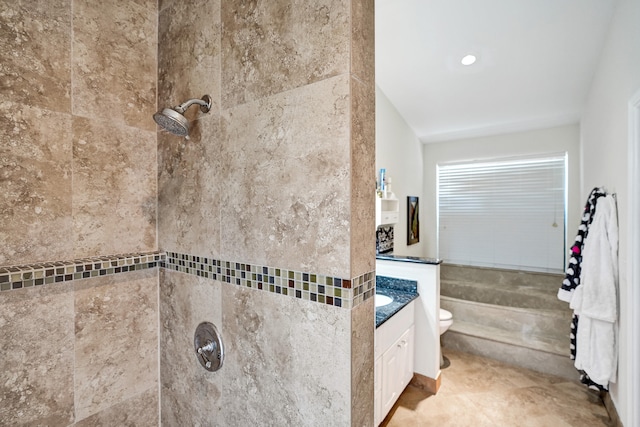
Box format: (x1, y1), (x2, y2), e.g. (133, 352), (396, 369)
(407, 196), (419, 245)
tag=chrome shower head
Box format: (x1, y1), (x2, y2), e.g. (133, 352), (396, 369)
(153, 108), (190, 136)
(153, 95), (212, 137)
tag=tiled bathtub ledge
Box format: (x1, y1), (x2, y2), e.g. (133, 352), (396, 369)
(0, 251), (164, 292)
(162, 251), (375, 309)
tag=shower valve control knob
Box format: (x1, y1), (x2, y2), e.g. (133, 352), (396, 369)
(194, 322), (224, 372)
(198, 341), (216, 354)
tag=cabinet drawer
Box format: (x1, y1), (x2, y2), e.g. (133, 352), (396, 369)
(380, 211), (399, 225)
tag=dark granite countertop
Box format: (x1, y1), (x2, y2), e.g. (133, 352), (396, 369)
(375, 275), (419, 328)
(376, 254), (442, 265)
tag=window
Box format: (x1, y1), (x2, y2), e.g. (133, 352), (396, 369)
(437, 154), (566, 273)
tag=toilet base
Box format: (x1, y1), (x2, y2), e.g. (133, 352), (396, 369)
(440, 336), (451, 369)
(440, 354), (451, 369)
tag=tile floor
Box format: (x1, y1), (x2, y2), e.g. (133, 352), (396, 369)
(381, 348), (612, 427)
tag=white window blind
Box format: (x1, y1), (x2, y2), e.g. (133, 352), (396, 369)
(437, 154), (566, 272)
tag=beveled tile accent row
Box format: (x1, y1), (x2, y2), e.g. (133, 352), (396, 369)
(0, 252), (163, 292)
(163, 251), (375, 309)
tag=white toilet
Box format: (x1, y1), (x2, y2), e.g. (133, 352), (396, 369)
(439, 308), (453, 335)
(439, 308), (453, 368)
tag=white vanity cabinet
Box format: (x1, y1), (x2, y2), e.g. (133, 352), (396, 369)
(375, 301), (415, 425)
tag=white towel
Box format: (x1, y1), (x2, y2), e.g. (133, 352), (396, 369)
(571, 194), (619, 386)
(574, 315), (618, 385)
(571, 195), (618, 322)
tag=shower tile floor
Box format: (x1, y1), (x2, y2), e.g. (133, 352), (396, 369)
(381, 348), (611, 427)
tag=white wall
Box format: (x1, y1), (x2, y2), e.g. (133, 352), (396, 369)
(580, 0), (640, 423)
(421, 124), (581, 260)
(376, 86), (424, 256)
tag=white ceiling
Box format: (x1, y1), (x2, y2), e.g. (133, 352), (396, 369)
(375, 0), (618, 143)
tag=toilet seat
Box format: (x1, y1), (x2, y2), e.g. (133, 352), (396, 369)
(440, 308), (452, 321)
(439, 308), (453, 336)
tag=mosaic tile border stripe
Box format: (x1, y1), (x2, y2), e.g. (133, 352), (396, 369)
(0, 252), (164, 292)
(162, 251), (375, 309)
(0, 250), (375, 309)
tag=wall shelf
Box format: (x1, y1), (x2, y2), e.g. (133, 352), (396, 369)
(376, 193), (400, 227)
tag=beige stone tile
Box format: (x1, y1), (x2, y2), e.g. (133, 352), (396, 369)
(392, 383), (435, 409)
(467, 386), (610, 427)
(382, 407), (425, 427)
(383, 389), (495, 427)
(161, 270), (352, 426)
(0, 102), (73, 266)
(158, 113), (222, 257)
(536, 382), (611, 426)
(350, 77), (376, 277)
(352, 297), (375, 426)
(483, 354), (567, 390)
(72, 0), (156, 131)
(0, 283), (75, 426)
(351, 0), (375, 88)
(74, 269), (158, 420)
(464, 388), (551, 423)
(72, 116), (156, 257)
(550, 379), (610, 408)
(158, 0), (176, 13)
(214, 284), (352, 426)
(442, 349), (563, 396)
(385, 349), (611, 427)
(0, 0), (71, 113)
(221, 0), (350, 108)
(157, 0), (221, 257)
(75, 388), (159, 427)
(219, 76), (351, 277)
(381, 387), (426, 426)
(159, 269), (223, 426)
(515, 414), (575, 427)
(435, 349), (506, 396)
(158, 0), (221, 119)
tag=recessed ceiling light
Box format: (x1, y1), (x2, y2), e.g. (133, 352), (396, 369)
(461, 54), (477, 66)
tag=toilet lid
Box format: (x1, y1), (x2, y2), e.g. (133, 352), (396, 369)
(440, 309), (452, 321)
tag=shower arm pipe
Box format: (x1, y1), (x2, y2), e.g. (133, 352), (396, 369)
(174, 96), (212, 114)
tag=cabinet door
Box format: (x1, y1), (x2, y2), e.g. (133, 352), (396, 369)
(381, 340), (402, 416)
(374, 356), (382, 425)
(380, 325), (416, 417)
(398, 325), (415, 388)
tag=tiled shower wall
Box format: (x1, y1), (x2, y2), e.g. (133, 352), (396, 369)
(0, 1), (159, 425)
(157, 0), (375, 425)
(1, 0), (375, 425)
